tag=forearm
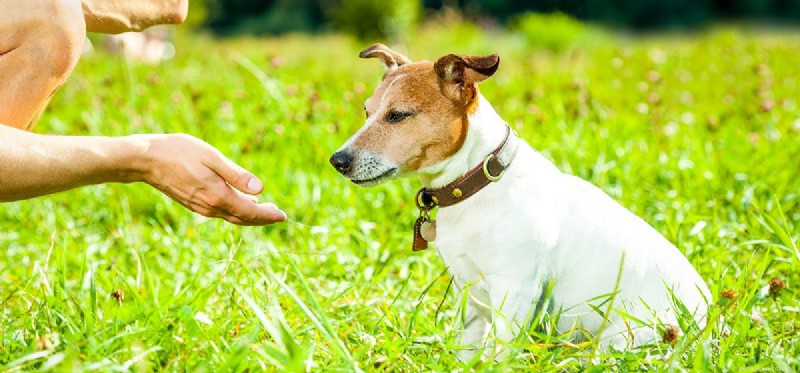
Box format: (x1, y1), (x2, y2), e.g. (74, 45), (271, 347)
(0, 125), (149, 202)
(82, 0), (188, 34)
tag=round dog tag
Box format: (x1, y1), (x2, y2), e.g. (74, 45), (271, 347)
(420, 220), (437, 242)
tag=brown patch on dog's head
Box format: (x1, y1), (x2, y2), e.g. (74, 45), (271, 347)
(329, 45), (500, 186)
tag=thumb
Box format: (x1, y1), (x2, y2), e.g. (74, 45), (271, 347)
(203, 152), (264, 194)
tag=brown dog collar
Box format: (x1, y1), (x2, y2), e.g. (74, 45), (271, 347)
(413, 124), (519, 251)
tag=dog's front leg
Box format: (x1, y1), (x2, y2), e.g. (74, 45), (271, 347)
(486, 276), (543, 360)
(455, 292), (492, 362)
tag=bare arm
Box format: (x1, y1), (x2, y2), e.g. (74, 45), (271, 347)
(0, 125), (286, 225)
(82, 0), (189, 34)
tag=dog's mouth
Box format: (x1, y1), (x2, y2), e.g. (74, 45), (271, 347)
(350, 167), (398, 187)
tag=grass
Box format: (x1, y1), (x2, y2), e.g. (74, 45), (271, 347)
(1, 21), (799, 371)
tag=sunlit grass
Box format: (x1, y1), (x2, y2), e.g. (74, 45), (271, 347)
(1, 24), (798, 371)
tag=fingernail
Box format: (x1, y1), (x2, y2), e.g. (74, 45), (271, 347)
(270, 204), (288, 221)
(247, 177), (263, 193)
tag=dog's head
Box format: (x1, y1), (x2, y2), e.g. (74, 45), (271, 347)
(329, 44), (500, 186)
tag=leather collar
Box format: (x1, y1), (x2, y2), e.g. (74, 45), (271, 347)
(417, 124), (518, 210)
(412, 124), (519, 251)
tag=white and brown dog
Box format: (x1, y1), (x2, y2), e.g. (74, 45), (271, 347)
(330, 44), (710, 360)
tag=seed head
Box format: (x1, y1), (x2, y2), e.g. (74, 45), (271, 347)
(662, 324), (680, 344)
(112, 289), (125, 303)
(768, 277), (786, 297)
(721, 288), (738, 301)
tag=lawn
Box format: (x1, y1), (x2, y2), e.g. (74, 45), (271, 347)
(1, 21), (799, 371)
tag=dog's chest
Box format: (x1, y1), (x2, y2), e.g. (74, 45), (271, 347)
(434, 239), (483, 283)
(434, 239), (492, 303)
(430, 194), (523, 300)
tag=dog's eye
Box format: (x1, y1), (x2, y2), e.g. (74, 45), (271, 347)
(386, 109), (413, 124)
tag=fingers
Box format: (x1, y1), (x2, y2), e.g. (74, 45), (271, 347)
(215, 202), (287, 226)
(191, 182), (286, 226)
(223, 197), (288, 225)
(202, 150), (264, 195)
(197, 148), (287, 225)
(218, 203), (286, 226)
(233, 188), (259, 204)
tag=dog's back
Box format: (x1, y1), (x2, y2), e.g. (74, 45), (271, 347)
(550, 170), (710, 346)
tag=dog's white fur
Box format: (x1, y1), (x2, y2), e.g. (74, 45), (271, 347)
(413, 93), (710, 358)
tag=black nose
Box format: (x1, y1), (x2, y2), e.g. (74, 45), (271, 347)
(330, 151), (354, 174)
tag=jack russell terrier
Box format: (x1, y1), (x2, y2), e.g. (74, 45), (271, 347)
(330, 44), (711, 360)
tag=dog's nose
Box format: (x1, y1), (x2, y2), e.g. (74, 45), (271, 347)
(330, 151), (354, 174)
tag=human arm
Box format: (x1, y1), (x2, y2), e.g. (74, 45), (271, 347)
(81, 0), (189, 34)
(0, 125), (286, 225)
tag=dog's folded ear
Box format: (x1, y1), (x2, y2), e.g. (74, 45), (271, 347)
(359, 44), (412, 74)
(434, 53), (500, 103)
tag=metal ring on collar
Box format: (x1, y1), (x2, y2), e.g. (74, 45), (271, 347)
(415, 189), (436, 210)
(483, 154), (504, 182)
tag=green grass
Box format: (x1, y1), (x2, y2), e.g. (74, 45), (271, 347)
(1, 23), (799, 371)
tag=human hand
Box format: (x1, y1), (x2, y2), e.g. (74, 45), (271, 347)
(132, 133), (286, 225)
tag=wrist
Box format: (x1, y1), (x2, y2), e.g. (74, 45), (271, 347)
(113, 134), (156, 183)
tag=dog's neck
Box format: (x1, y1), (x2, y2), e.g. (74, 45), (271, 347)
(417, 94), (508, 189)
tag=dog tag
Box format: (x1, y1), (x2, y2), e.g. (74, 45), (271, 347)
(420, 220), (436, 242)
(413, 217), (429, 251)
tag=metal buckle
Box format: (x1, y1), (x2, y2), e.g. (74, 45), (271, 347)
(482, 154), (504, 182)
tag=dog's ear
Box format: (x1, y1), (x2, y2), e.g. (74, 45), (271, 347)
(359, 43), (412, 75)
(434, 53), (500, 103)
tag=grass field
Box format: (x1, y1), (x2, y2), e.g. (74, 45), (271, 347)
(1, 21), (799, 371)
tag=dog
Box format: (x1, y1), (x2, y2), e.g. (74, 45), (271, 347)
(330, 44), (711, 360)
